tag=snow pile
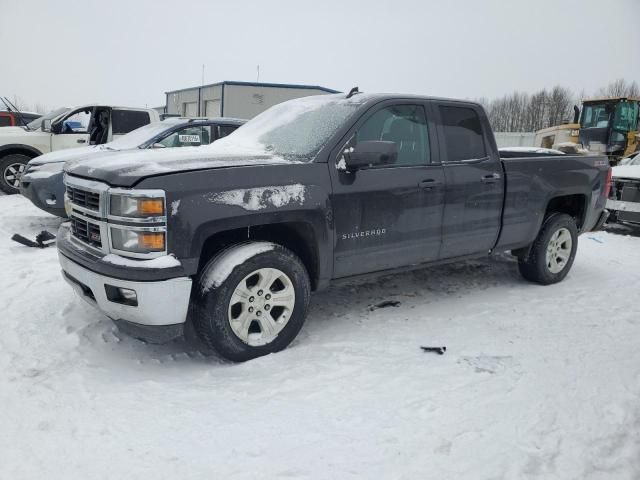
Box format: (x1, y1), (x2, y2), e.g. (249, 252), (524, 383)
(101, 253), (181, 269)
(1, 194), (640, 479)
(207, 184), (306, 211)
(200, 242), (276, 292)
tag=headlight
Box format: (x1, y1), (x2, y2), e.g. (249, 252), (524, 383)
(110, 228), (166, 254)
(109, 192), (165, 218)
(570, 129), (580, 137)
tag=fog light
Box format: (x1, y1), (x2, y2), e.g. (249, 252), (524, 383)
(105, 285), (138, 306)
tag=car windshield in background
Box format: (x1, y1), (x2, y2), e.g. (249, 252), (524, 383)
(106, 121), (177, 150)
(210, 95), (360, 159)
(26, 107), (69, 130)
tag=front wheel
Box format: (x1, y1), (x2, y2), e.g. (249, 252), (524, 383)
(190, 242), (311, 362)
(518, 213), (578, 285)
(0, 154), (30, 194)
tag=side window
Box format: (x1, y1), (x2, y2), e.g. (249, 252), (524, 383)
(218, 124), (238, 139)
(439, 106), (486, 162)
(61, 109), (91, 133)
(355, 105), (430, 166)
(158, 125), (212, 148)
(0, 115), (11, 127)
(112, 110), (150, 135)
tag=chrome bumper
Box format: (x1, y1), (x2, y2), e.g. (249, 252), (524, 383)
(59, 252), (192, 326)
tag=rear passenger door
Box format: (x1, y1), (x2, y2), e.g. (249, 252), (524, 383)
(435, 103), (504, 258)
(329, 101), (445, 277)
(111, 109), (151, 140)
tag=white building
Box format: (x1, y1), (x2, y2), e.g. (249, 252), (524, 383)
(164, 81), (339, 119)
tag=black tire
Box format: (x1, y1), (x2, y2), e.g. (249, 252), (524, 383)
(190, 242), (311, 362)
(518, 213), (578, 285)
(0, 154), (31, 194)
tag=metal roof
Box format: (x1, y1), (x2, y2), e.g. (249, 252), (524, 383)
(165, 80), (340, 95)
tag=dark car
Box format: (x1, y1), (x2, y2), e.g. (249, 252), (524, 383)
(20, 117), (245, 217)
(58, 92), (610, 362)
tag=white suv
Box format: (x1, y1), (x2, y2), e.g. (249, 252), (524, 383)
(0, 105), (160, 193)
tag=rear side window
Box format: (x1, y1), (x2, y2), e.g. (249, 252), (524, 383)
(158, 125), (213, 147)
(0, 115), (11, 127)
(112, 110), (150, 135)
(439, 106), (486, 162)
(218, 124), (238, 139)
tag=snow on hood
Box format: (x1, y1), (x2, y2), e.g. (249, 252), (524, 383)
(29, 145), (110, 165)
(0, 126), (28, 135)
(0, 126), (48, 138)
(64, 145), (296, 187)
(612, 164), (640, 180)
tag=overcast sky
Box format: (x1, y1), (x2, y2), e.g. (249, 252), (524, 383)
(1, 0), (638, 111)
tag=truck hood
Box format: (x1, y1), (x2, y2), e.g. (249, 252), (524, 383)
(0, 126), (49, 145)
(63, 146), (297, 187)
(612, 165), (640, 181)
(29, 145), (119, 166)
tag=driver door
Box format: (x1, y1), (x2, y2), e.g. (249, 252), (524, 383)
(328, 101), (445, 278)
(50, 107), (92, 151)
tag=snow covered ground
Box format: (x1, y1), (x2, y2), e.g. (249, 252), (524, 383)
(1, 194), (639, 479)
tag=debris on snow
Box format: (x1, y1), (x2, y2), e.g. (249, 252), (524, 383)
(11, 230), (56, 248)
(370, 300), (401, 310)
(420, 346), (447, 355)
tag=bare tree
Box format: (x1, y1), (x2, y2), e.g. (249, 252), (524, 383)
(596, 78), (640, 98)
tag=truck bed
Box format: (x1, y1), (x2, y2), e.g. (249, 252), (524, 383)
(496, 154), (609, 251)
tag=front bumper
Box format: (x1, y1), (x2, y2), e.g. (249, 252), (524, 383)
(606, 199), (640, 214)
(19, 169), (67, 217)
(606, 198), (640, 225)
(59, 251), (192, 333)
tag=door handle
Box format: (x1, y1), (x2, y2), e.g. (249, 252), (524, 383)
(481, 173), (501, 184)
(77, 139), (86, 144)
(419, 179), (441, 189)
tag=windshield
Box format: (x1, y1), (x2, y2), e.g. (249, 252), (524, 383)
(209, 94), (361, 159)
(612, 101), (639, 132)
(581, 103), (613, 129)
(105, 121), (177, 150)
(26, 107), (69, 130)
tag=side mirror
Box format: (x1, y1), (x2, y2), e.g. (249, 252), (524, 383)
(50, 121), (62, 134)
(41, 119), (51, 132)
(340, 141), (397, 171)
(151, 143), (167, 149)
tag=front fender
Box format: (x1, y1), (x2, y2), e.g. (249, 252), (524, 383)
(137, 163), (334, 283)
(0, 143), (44, 158)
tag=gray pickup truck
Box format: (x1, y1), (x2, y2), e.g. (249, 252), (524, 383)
(57, 92), (611, 362)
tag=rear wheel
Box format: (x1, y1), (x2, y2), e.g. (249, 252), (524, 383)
(518, 213), (578, 285)
(190, 242), (311, 362)
(0, 154), (30, 194)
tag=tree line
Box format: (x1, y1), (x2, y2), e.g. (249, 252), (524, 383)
(477, 78), (639, 133)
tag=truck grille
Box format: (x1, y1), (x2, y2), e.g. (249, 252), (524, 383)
(66, 185), (100, 211)
(70, 216), (102, 249)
